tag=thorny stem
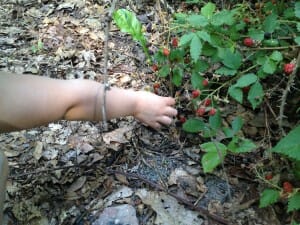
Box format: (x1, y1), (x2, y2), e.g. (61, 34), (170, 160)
(278, 49), (300, 136)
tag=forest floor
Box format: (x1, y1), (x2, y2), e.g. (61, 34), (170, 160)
(0, 0), (298, 225)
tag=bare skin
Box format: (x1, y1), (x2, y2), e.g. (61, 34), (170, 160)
(0, 72), (178, 133)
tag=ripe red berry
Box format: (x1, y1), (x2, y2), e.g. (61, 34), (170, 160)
(203, 98), (211, 106)
(192, 90), (200, 98)
(172, 37), (179, 47)
(196, 107), (206, 117)
(179, 115), (186, 123)
(243, 37), (254, 47)
(162, 48), (170, 56)
(283, 63), (295, 75)
(153, 83), (160, 89)
(283, 181), (293, 193)
(202, 79), (209, 87)
(208, 108), (216, 116)
(265, 174), (273, 180)
(243, 17), (250, 24)
(151, 64), (159, 72)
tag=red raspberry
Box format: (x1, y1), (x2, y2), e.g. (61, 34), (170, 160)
(196, 107), (206, 117)
(151, 64), (159, 72)
(243, 37), (254, 47)
(203, 98), (211, 106)
(179, 115), (186, 123)
(202, 79), (209, 87)
(172, 37), (179, 47)
(283, 63), (295, 75)
(243, 17), (250, 24)
(162, 48), (170, 56)
(242, 86), (250, 93)
(283, 181), (293, 193)
(265, 174), (273, 180)
(192, 90), (200, 98)
(208, 108), (216, 116)
(153, 83), (160, 89)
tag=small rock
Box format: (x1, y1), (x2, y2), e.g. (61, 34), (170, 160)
(92, 204), (138, 225)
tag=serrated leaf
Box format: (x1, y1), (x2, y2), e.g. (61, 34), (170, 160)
(158, 64), (170, 77)
(179, 32), (195, 46)
(270, 51), (283, 62)
(187, 15), (208, 27)
(201, 142), (227, 173)
(209, 110), (221, 130)
(248, 29), (265, 41)
(231, 116), (243, 133)
(190, 35), (202, 62)
(201, 2), (215, 20)
(215, 67), (237, 76)
(211, 9), (235, 26)
(183, 118), (206, 133)
(263, 58), (277, 74)
(295, 2), (300, 18)
(228, 137), (256, 153)
(263, 13), (278, 33)
(259, 189), (280, 208)
(228, 85), (243, 103)
(172, 67), (183, 87)
(220, 49), (242, 70)
(236, 73), (258, 88)
(295, 37), (300, 45)
(196, 30), (211, 43)
(271, 125), (300, 161)
(288, 192), (300, 212)
(247, 81), (264, 109)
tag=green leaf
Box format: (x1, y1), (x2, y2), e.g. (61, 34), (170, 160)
(235, 73), (258, 88)
(247, 81), (264, 109)
(288, 192), (300, 212)
(179, 32), (195, 46)
(295, 37), (300, 45)
(248, 29), (265, 41)
(113, 9), (146, 46)
(187, 15), (208, 27)
(270, 51), (283, 62)
(228, 137), (256, 153)
(190, 35), (202, 62)
(231, 116), (243, 133)
(228, 85), (243, 103)
(220, 49), (242, 70)
(263, 13), (278, 33)
(297, 23), (300, 32)
(263, 58), (277, 74)
(172, 67), (183, 87)
(271, 125), (300, 161)
(196, 30), (211, 43)
(201, 142), (227, 173)
(209, 110), (221, 130)
(259, 189), (280, 208)
(223, 127), (234, 138)
(201, 2), (216, 20)
(295, 2), (300, 18)
(158, 64), (170, 77)
(183, 118), (206, 133)
(211, 10), (235, 26)
(215, 67), (237, 76)
(191, 72), (204, 89)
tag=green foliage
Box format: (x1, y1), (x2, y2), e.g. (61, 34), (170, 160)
(271, 125), (300, 161)
(113, 9), (149, 59)
(31, 39), (44, 54)
(288, 192), (300, 212)
(259, 189), (280, 208)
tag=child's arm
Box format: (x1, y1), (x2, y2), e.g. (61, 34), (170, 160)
(0, 72), (177, 132)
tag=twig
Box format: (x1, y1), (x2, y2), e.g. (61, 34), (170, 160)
(106, 169), (229, 225)
(278, 50), (300, 136)
(102, 0), (117, 131)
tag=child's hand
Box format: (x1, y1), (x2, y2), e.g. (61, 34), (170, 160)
(134, 91), (177, 129)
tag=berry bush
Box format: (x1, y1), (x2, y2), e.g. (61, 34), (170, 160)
(113, 1), (300, 223)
